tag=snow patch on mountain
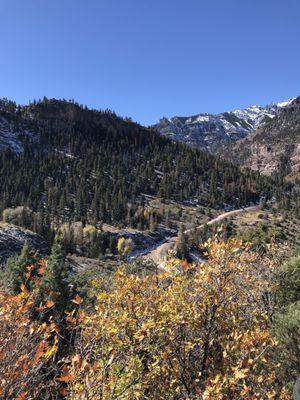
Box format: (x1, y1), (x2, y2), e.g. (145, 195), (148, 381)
(0, 117), (36, 153)
(277, 98), (296, 108)
(154, 99), (295, 152)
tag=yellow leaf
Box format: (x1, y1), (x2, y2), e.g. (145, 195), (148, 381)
(37, 322), (47, 333)
(234, 369), (248, 380)
(45, 344), (58, 360)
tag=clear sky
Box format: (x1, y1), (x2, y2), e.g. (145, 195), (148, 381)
(0, 0), (299, 125)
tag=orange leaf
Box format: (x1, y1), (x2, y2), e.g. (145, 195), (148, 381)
(16, 392), (27, 400)
(66, 315), (77, 324)
(20, 283), (27, 293)
(58, 372), (75, 382)
(46, 299), (55, 308)
(37, 266), (46, 275)
(71, 294), (83, 305)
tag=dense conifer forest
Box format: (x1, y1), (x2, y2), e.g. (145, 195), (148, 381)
(0, 98), (286, 235)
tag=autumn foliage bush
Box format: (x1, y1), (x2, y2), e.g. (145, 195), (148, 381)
(0, 261), (63, 399)
(0, 239), (293, 399)
(68, 239), (291, 399)
(0, 253), (81, 399)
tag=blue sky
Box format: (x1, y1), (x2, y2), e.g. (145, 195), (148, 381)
(0, 0), (299, 125)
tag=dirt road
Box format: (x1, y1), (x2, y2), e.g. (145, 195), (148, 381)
(144, 205), (260, 267)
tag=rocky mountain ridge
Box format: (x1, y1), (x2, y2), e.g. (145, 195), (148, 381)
(154, 99), (295, 152)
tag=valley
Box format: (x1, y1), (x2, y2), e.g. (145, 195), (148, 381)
(0, 96), (299, 400)
(2, 1), (300, 397)
(0, 96), (299, 268)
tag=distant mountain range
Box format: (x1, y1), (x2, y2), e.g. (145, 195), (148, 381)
(154, 99), (295, 152)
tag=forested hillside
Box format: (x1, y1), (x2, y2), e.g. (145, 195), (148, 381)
(0, 98), (279, 236)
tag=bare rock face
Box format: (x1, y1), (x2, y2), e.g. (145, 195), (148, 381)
(227, 97), (300, 180)
(0, 223), (50, 264)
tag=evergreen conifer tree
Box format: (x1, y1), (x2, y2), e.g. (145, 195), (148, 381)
(41, 239), (71, 317)
(177, 225), (189, 259)
(5, 241), (37, 294)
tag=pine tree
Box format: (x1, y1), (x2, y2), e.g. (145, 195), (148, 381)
(5, 241), (37, 294)
(41, 240), (71, 317)
(177, 225), (189, 259)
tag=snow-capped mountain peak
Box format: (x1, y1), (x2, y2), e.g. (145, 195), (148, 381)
(276, 98), (296, 108)
(154, 99), (295, 152)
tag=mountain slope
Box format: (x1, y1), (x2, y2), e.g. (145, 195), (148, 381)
(227, 97), (300, 180)
(154, 100), (294, 152)
(0, 98), (276, 235)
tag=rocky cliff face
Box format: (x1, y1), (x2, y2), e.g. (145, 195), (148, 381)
(227, 97), (300, 179)
(0, 223), (50, 264)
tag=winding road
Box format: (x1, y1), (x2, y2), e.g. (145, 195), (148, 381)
(136, 205), (260, 267)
